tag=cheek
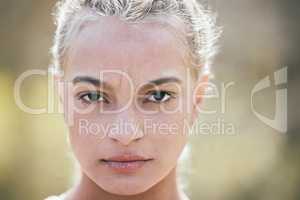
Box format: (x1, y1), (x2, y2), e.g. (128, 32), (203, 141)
(67, 113), (111, 166)
(68, 125), (96, 168)
(146, 114), (188, 164)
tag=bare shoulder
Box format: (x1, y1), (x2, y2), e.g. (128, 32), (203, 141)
(44, 197), (62, 200)
(180, 191), (191, 200)
(44, 193), (66, 200)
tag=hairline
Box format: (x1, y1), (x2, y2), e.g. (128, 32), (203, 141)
(57, 8), (199, 79)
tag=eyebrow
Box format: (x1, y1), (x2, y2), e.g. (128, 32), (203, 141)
(73, 76), (101, 86)
(72, 76), (113, 91)
(140, 77), (182, 91)
(148, 77), (182, 86)
(72, 76), (181, 89)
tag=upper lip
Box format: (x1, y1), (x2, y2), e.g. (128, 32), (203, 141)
(101, 154), (153, 162)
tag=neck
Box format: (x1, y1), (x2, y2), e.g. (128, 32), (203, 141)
(68, 167), (186, 200)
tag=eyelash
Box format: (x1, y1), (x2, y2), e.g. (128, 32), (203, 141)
(143, 90), (176, 104)
(77, 91), (109, 104)
(76, 90), (176, 105)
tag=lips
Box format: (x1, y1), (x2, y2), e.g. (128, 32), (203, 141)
(100, 154), (153, 173)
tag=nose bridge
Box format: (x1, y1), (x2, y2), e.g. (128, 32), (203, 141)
(116, 69), (135, 107)
(108, 106), (144, 146)
(118, 106), (137, 126)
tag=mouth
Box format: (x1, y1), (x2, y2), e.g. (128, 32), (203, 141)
(100, 154), (154, 173)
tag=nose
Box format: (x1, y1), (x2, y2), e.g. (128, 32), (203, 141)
(107, 108), (144, 146)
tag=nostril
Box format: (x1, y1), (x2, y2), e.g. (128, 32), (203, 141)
(108, 131), (144, 146)
(133, 137), (142, 142)
(110, 137), (119, 142)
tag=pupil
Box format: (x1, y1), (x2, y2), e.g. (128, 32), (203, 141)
(89, 92), (100, 101)
(154, 91), (165, 100)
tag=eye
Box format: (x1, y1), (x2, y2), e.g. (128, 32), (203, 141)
(144, 90), (175, 103)
(78, 91), (109, 104)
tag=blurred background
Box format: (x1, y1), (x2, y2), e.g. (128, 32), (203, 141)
(0, 0), (299, 199)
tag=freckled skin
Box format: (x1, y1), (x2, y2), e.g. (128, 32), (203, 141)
(58, 16), (205, 200)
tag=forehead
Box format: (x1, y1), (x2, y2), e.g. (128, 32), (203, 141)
(64, 16), (189, 85)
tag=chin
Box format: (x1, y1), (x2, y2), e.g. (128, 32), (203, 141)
(98, 180), (153, 196)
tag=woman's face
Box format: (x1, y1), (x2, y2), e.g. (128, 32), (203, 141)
(60, 16), (200, 195)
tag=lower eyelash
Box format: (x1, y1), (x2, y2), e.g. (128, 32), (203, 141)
(143, 92), (176, 104)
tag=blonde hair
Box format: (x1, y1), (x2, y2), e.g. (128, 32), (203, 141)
(51, 0), (221, 76)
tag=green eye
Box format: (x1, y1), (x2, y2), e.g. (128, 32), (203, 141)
(79, 91), (108, 104)
(145, 91), (174, 103)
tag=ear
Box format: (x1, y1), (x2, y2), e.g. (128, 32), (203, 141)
(191, 74), (209, 122)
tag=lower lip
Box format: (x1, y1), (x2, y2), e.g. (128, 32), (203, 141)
(102, 160), (151, 173)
